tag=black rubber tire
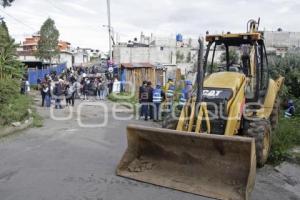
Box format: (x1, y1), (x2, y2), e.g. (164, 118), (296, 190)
(245, 119), (272, 167)
(270, 97), (280, 131)
(162, 113), (178, 130)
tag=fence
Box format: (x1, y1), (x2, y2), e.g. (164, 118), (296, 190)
(27, 63), (67, 85)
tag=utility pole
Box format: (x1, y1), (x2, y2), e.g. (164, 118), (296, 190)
(106, 0), (112, 62)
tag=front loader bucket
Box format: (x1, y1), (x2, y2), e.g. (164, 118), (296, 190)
(116, 124), (256, 200)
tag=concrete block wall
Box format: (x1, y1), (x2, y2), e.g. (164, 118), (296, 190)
(114, 46), (175, 64)
(264, 31), (300, 48)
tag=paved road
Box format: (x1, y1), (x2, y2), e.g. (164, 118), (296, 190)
(0, 100), (299, 200)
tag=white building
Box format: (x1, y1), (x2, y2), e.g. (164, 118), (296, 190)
(264, 30), (300, 57)
(59, 51), (73, 69)
(113, 45), (177, 64)
(71, 48), (90, 66)
(113, 32), (199, 76)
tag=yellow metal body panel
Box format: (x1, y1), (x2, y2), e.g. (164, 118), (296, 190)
(206, 32), (261, 42)
(195, 102), (211, 134)
(257, 76), (284, 118)
(224, 79), (246, 136)
(204, 72), (246, 92)
(176, 98), (193, 131)
(176, 100), (211, 134)
(177, 72), (247, 135)
(187, 101), (196, 132)
(204, 72), (246, 112)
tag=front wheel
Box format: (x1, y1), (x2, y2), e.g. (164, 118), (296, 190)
(162, 113), (178, 130)
(244, 119), (271, 167)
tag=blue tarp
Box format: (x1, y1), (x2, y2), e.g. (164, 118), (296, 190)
(120, 68), (126, 92)
(28, 63), (67, 85)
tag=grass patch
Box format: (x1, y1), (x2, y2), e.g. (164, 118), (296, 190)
(0, 79), (43, 128)
(108, 92), (138, 113)
(269, 116), (300, 165)
(108, 92), (137, 104)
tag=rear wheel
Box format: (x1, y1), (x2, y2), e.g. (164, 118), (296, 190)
(270, 97), (280, 131)
(245, 119), (271, 167)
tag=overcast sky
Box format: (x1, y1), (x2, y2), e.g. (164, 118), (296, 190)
(1, 0), (300, 51)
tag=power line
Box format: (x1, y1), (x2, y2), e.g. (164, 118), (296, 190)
(0, 8), (36, 31)
(47, 0), (65, 13)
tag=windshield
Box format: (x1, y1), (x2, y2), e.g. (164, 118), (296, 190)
(206, 43), (252, 75)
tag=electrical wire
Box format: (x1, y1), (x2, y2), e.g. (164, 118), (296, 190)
(0, 7), (36, 31)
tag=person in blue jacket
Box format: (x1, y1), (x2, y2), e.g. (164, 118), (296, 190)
(285, 99), (296, 118)
(152, 83), (165, 121)
(179, 80), (193, 108)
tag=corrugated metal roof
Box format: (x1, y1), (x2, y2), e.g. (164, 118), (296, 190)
(121, 63), (155, 68)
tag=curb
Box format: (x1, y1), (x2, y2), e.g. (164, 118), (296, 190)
(0, 117), (33, 138)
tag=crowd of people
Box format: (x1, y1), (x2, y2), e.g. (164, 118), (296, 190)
(26, 64), (297, 121)
(38, 66), (112, 109)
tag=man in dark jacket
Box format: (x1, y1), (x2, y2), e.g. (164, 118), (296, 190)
(53, 80), (64, 109)
(139, 81), (149, 121)
(139, 81), (147, 118)
(147, 81), (154, 120)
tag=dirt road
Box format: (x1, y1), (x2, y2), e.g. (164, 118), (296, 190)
(0, 101), (299, 200)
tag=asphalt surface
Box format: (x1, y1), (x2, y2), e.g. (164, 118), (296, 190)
(0, 99), (299, 200)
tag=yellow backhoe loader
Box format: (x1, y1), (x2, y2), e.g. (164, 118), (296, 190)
(116, 19), (284, 200)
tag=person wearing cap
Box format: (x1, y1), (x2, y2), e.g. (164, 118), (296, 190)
(285, 99), (295, 118)
(153, 83), (165, 121)
(164, 78), (176, 111)
(179, 80), (193, 108)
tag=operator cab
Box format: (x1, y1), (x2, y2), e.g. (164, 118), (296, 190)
(204, 32), (269, 102)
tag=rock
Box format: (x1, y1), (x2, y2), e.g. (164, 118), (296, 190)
(11, 122), (21, 127)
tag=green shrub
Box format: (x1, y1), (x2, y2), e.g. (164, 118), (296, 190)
(0, 94), (31, 126)
(269, 53), (300, 99)
(0, 79), (20, 105)
(0, 79), (36, 126)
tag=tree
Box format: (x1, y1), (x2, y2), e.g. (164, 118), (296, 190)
(35, 18), (60, 65)
(176, 51), (185, 63)
(220, 49), (239, 64)
(0, 20), (23, 79)
(186, 52), (192, 63)
(269, 53), (300, 98)
(0, 0), (14, 7)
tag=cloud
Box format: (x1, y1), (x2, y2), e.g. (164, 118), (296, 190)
(278, 6), (290, 14)
(1, 0), (300, 51)
(61, 1), (97, 15)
